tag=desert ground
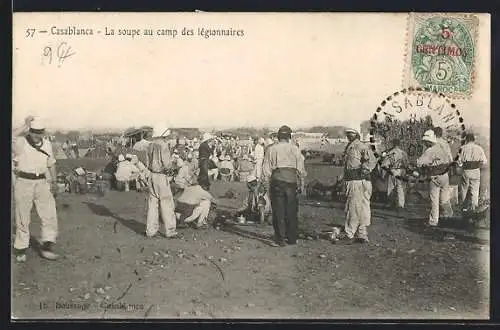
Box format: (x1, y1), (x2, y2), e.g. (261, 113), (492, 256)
(11, 157), (490, 319)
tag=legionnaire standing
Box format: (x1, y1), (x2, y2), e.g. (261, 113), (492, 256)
(380, 139), (409, 211)
(145, 126), (180, 239)
(198, 133), (215, 191)
(339, 128), (377, 243)
(261, 125), (306, 247)
(457, 133), (487, 211)
(416, 130), (454, 227)
(12, 118), (60, 262)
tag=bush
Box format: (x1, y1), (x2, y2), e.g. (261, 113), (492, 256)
(371, 116), (434, 162)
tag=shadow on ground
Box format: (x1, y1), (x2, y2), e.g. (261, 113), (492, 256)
(404, 216), (488, 245)
(84, 202), (148, 237)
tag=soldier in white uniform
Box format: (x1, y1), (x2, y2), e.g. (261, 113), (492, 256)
(416, 130), (454, 227)
(457, 133), (488, 211)
(12, 118), (59, 262)
(145, 126), (180, 238)
(380, 139), (409, 210)
(339, 128), (377, 243)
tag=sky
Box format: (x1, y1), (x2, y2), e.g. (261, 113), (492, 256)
(12, 13), (491, 131)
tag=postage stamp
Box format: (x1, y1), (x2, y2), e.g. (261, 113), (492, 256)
(403, 13), (479, 98)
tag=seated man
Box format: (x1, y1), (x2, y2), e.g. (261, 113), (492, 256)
(115, 154), (140, 192)
(175, 184), (217, 229)
(236, 175), (272, 224)
(218, 155), (235, 182)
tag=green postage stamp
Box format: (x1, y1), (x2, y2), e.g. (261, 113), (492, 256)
(404, 13), (479, 98)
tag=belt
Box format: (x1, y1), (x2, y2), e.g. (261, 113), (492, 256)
(344, 168), (371, 181)
(271, 167), (299, 184)
(423, 164), (450, 176)
(149, 169), (176, 176)
(462, 161), (482, 170)
(16, 171), (46, 180)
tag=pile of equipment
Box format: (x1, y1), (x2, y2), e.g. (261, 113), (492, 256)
(58, 167), (110, 195)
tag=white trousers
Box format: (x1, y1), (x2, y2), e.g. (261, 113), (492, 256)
(146, 173), (177, 237)
(428, 173), (453, 225)
(183, 200), (211, 226)
(344, 180), (372, 239)
(387, 170), (406, 208)
(14, 178), (58, 250)
(460, 169), (481, 209)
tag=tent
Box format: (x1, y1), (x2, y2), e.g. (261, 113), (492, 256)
(122, 126), (154, 147)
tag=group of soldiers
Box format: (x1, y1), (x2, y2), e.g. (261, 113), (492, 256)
(11, 116), (488, 262)
(377, 126), (488, 228)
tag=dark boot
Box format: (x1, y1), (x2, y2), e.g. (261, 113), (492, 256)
(40, 242), (59, 260)
(14, 248), (27, 262)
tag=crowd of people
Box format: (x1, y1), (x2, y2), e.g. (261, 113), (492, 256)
(11, 116), (488, 262)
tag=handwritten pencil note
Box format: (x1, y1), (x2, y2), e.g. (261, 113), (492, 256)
(42, 42), (76, 67)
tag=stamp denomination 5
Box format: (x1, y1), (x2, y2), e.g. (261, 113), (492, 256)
(404, 13), (479, 98)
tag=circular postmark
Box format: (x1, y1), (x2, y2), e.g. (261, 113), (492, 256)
(411, 16), (475, 95)
(369, 87), (466, 183)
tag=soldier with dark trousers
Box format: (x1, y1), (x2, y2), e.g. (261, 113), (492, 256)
(261, 125), (306, 247)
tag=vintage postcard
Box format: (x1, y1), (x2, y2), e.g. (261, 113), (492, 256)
(11, 12), (490, 320)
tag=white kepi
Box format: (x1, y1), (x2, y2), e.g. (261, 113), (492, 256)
(422, 130), (437, 144)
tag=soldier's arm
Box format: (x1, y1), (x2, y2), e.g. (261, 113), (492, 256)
(12, 137), (24, 165)
(416, 149), (431, 167)
(295, 147), (307, 178)
(361, 146), (377, 172)
(12, 125), (28, 137)
(46, 142), (57, 183)
(161, 143), (173, 171)
(380, 153), (391, 168)
(261, 147), (273, 187)
(479, 146), (488, 165)
(399, 150), (408, 168)
(446, 145), (453, 162)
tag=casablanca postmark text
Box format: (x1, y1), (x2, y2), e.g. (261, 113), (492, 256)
(369, 87), (466, 183)
(403, 13), (479, 98)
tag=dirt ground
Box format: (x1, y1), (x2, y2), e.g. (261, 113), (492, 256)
(11, 158), (490, 319)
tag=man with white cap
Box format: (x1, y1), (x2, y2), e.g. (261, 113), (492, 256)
(12, 117), (60, 261)
(416, 129), (454, 227)
(338, 127), (377, 243)
(198, 132), (215, 191)
(144, 125), (180, 238)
